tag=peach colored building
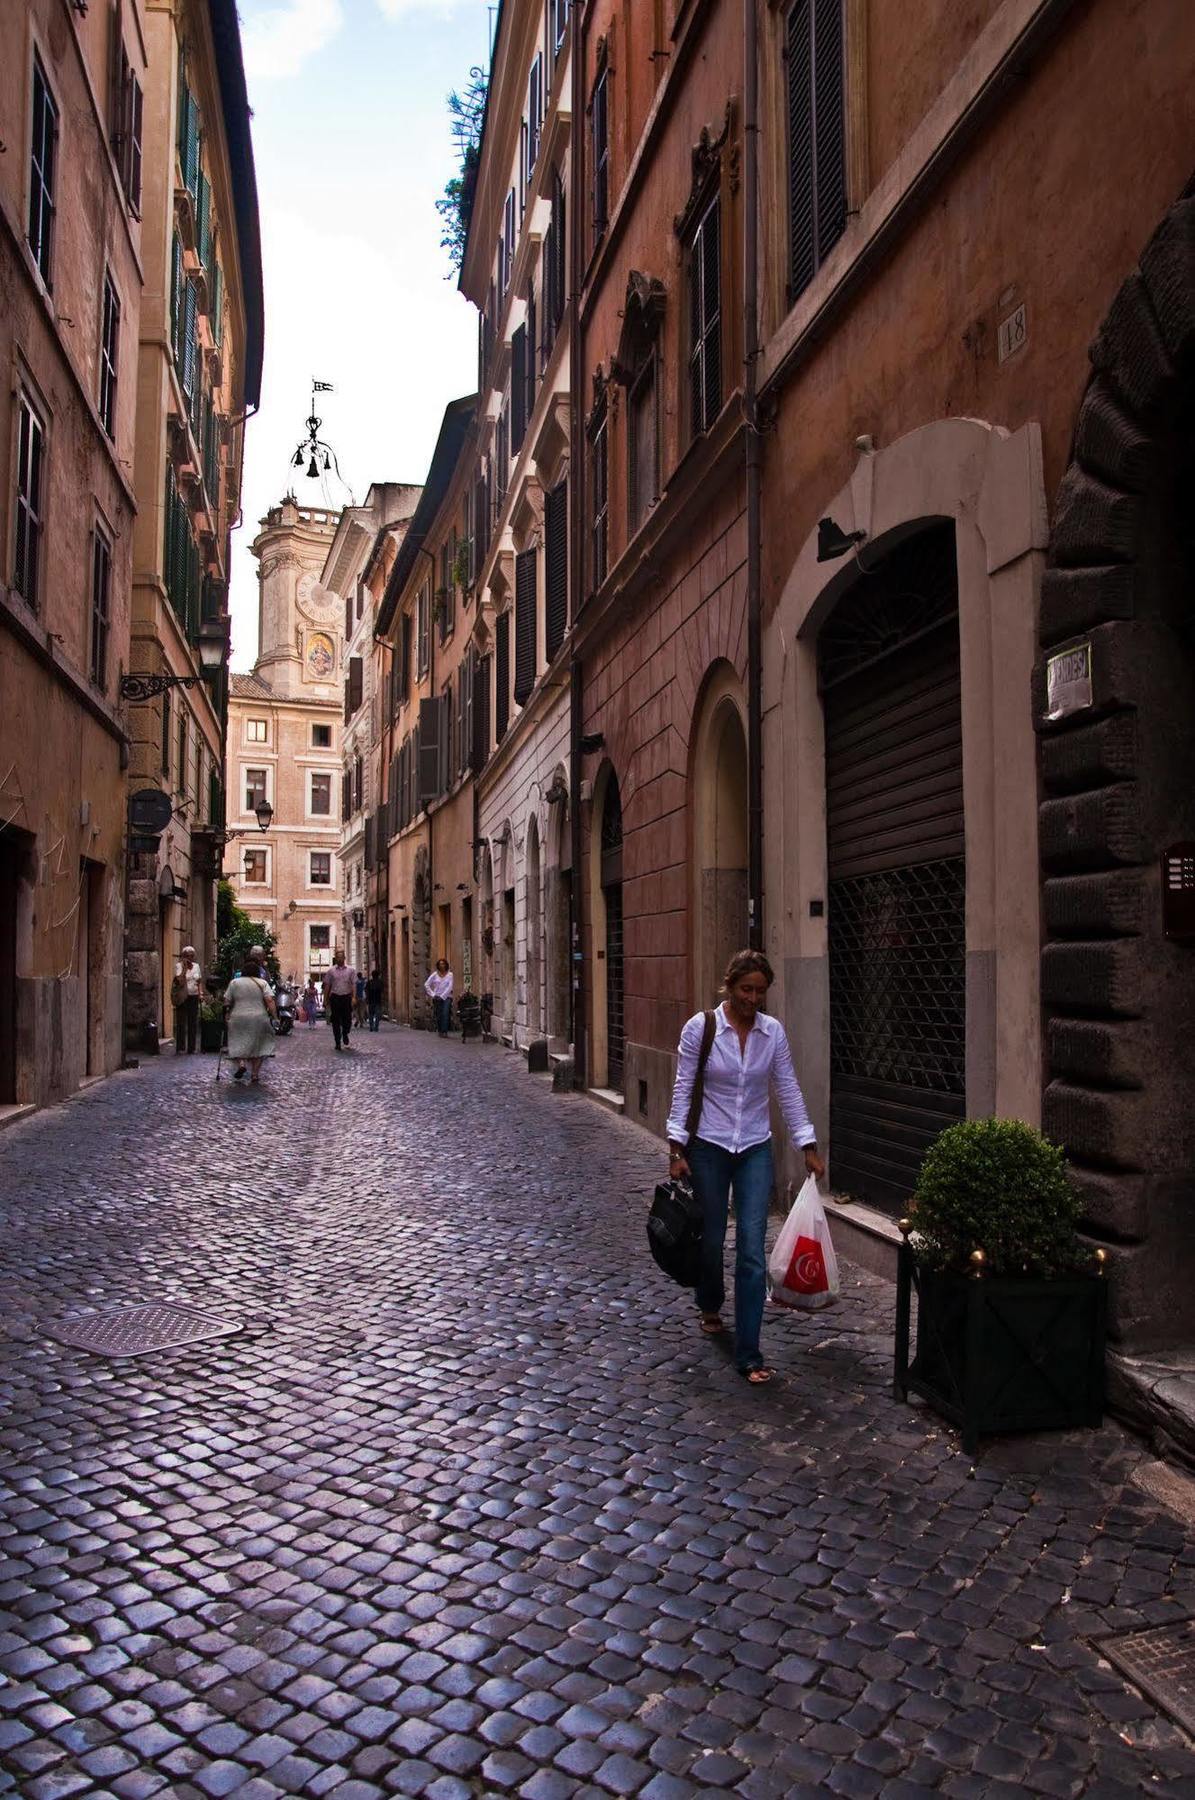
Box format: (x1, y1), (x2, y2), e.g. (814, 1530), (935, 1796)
(122, 0), (262, 1051)
(223, 501), (343, 987)
(0, 0), (147, 1111)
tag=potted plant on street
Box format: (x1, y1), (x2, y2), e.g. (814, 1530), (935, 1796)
(199, 997), (226, 1053)
(893, 1118), (1107, 1454)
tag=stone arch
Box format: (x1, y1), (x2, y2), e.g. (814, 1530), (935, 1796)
(545, 764), (573, 1045)
(495, 824), (517, 1036)
(771, 416), (1048, 1191)
(588, 761), (625, 1092)
(689, 662), (749, 1008)
(525, 811), (543, 1038)
(1036, 186), (1195, 1353)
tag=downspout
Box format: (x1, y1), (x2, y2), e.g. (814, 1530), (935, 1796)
(568, 0), (587, 1088)
(744, 0), (764, 951)
(421, 545), (437, 978)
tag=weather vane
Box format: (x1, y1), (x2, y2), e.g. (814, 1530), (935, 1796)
(290, 379), (353, 500)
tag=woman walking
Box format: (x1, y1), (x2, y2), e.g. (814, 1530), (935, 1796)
(666, 949), (825, 1384)
(425, 958), (454, 1036)
(224, 956), (277, 1085)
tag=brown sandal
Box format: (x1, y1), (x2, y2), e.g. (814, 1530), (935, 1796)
(742, 1366), (774, 1384)
(699, 1312), (727, 1336)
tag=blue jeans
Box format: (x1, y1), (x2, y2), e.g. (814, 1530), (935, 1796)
(434, 996), (451, 1036)
(688, 1136), (774, 1372)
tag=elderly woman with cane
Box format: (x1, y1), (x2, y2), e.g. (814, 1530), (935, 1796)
(666, 949), (825, 1384)
(224, 955), (276, 1085)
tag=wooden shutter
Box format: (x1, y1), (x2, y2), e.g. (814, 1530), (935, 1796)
(418, 698), (441, 805)
(495, 613), (510, 743)
(348, 654), (363, 714)
(514, 549), (537, 706)
(690, 198), (722, 435)
(511, 326), (527, 452)
(552, 173), (566, 333)
(474, 654), (488, 770)
(526, 290), (537, 413)
(342, 772), (351, 821)
(345, 592), (354, 640)
(400, 612), (412, 701)
(545, 478), (567, 662)
(788, 0), (846, 300)
(128, 73), (143, 210)
(170, 234), (183, 361)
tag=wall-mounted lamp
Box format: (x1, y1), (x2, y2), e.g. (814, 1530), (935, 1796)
(580, 732), (605, 755)
(456, 883), (469, 891)
(817, 517), (868, 562)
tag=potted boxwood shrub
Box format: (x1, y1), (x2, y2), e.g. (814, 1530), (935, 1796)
(199, 997), (226, 1053)
(893, 1118), (1107, 1454)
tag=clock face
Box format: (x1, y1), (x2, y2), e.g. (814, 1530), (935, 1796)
(296, 572), (340, 624)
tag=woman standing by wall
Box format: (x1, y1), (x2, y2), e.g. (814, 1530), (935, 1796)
(425, 958), (454, 1036)
(666, 950), (826, 1384)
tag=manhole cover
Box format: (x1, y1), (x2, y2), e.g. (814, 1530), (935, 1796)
(1100, 1617), (1195, 1736)
(46, 1304), (240, 1358)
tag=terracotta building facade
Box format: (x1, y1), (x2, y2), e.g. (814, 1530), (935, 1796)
(123, 0), (262, 1051)
(0, 0), (147, 1112)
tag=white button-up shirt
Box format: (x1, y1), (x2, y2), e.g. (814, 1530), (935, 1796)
(425, 969), (454, 1000)
(666, 1004), (816, 1153)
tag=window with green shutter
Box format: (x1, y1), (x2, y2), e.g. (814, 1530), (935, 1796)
(545, 477), (567, 663)
(495, 612), (510, 744)
(787, 0), (847, 302)
(514, 548), (537, 706)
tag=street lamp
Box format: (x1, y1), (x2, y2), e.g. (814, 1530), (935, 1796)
(120, 613), (231, 700)
(254, 799), (274, 833)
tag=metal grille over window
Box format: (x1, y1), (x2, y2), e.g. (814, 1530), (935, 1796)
(545, 478), (568, 663)
(514, 548), (537, 706)
(821, 523), (964, 1212)
(689, 197), (721, 436)
(787, 0), (847, 301)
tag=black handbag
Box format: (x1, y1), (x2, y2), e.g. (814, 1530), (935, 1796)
(646, 1010), (716, 1287)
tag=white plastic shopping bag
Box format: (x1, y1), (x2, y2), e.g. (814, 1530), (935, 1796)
(768, 1175), (839, 1310)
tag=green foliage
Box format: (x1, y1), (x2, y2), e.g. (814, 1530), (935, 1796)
(200, 997), (225, 1024)
(436, 67), (487, 276)
(909, 1118), (1084, 1278)
(214, 879), (279, 988)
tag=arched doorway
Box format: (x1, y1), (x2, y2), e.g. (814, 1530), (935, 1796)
(601, 774), (625, 1089)
(526, 814), (542, 1037)
(819, 521), (965, 1211)
(691, 667), (749, 1005)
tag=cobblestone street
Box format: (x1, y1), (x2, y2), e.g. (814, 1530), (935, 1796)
(3, 1029), (1195, 1799)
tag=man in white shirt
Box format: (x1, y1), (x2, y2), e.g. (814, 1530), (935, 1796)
(425, 959), (454, 1036)
(173, 946), (203, 1055)
(324, 951), (358, 1051)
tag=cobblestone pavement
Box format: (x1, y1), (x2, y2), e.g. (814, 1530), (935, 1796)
(3, 1028), (1195, 1800)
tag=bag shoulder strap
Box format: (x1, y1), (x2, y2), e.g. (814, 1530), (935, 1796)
(685, 1009), (717, 1141)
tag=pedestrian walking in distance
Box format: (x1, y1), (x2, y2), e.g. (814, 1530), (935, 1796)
(325, 951), (357, 1050)
(366, 968), (384, 1032)
(425, 958), (454, 1036)
(224, 956), (276, 1085)
(666, 948), (826, 1384)
(303, 978), (319, 1027)
(171, 946), (202, 1054)
(354, 970), (367, 1030)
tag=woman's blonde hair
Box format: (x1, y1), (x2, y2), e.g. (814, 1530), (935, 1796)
(723, 948), (774, 990)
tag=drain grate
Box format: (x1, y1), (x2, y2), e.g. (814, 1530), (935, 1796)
(1100, 1617), (1195, 1737)
(46, 1303), (240, 1358)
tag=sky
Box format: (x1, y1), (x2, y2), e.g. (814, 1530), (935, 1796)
(229, 0), (492, 669)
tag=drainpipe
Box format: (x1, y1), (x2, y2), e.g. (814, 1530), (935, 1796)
(568, 0), (587, 1089)
(744, 0), (764, 951)
(421, 545), (437, 971)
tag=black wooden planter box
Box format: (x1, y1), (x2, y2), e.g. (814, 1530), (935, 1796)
(893, 1241), (1106, 1454)
(200, 1018), (225, 1052)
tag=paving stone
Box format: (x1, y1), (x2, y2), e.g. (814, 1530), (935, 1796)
(1, 1032), (1195, 1800)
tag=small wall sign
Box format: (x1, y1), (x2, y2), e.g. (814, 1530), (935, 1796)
(1045, 641), (1093, 720)
(1162, 843), (1195, 944)
(998, 303), (1028, 363)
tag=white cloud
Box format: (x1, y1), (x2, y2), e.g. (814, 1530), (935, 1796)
(374, 0), (463, 21)
(241, 0), (344, 82)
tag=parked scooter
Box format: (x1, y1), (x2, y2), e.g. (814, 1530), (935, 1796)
(272, 985), (295, 1036)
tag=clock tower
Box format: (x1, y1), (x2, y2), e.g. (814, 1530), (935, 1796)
(251, 496), (341, 702)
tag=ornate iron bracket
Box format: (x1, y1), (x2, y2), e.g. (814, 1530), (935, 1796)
(120, 672), (205, 702)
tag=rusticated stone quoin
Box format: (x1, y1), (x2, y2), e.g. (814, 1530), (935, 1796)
(1041, 940), (1144, 1018)
(1039, 784), (1145, 872)
(1047, 1016), (1146, 1088)
(1139, 196), (1195, 372)
(1040, 710), (1138, 796)
(1043, 1078), (1149, 1168)
(1072, 382), (1153, 492)
(1043, 868), (1145, 938)
(1048, 467), (1140, 568)
(1033, 619), (1153, 727)
(1068, 1162), (1148, 1242)
(1039, 563), (1136, 646)
(1089, 269), (1179, 425)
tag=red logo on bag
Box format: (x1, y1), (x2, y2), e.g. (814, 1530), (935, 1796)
(783, 1235), (829, 1295)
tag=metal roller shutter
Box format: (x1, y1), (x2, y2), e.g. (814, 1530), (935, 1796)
(821, 524), (965, 1212)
